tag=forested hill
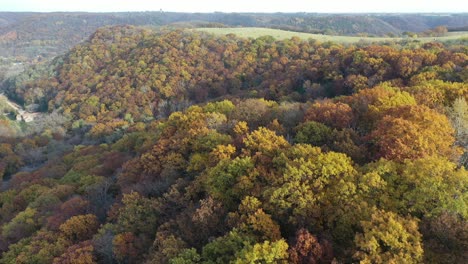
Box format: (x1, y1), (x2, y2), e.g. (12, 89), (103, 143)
(1, 12), (468, 59)
(0, 25), (466, 263)
(4, 26), (467, 124)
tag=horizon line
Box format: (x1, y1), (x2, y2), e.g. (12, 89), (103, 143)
(1, 10), (468, 14)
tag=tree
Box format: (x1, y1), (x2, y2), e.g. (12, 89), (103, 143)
(288, 228), (334, 264)
(369, 105), (457, 161)
(209, 144), (236, 162)
(0, 230), (67, 264)
(267, 150), (362, 243)
(59, 214), (99, 243)
(203, 100), (235, 116)
(342, 85), (416, 132)
(433, 26), (448, 36)
(169, 248), (201, 264)
(354, 209), (423, 264)
(407, 80), (467, 108)
(2, 207), (40, 243)
(420, 211), (468, 263)
(113, 232), (141, 263)
(448, 98), (468, 167)
(53, 241), (97, 264)
(92, 224), (116, 264)
(365, 157), (468, 218)
(233, 239), (289, 264)
(147, 232), (189, 264)
(449, 97), (468, 141)
(344, 74), (368, 93)
(115, 191), (159, 235)
(233, 99), (278, 128)
(47, 196), (90, 231)
(228, 196), (282, 242)
(304, 100), (354, 129)
(400, 157), (468, 217)
(201, 230), (254, 264)
(205, 157), (254, 209)
(189, 196), (227, 245)
(0, 143), (24, 178)
(295, 121), (333, 146)
(243, 127), (289, 159)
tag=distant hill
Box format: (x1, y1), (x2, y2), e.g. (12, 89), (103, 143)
(378, 14), (468, 33)
(449, 25), (468, 31)
(1, 12), (467, 60)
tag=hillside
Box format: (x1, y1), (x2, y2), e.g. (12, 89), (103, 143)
(379, 13), (468, 33)
(0, 25), (466, 263)
(3, 26), (467, 122)
(1, 12), (467, 61)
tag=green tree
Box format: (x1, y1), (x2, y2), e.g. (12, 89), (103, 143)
(169, 248), (201, 264)
(234, 239), (289, 264)
(2, 207), (40, 243)
(364, 157), (468, 218)
(267, 150), (363, 243)
(201, 230), (254, 264)
(205, 157), (254, 209)
(295, 121), (332, 146)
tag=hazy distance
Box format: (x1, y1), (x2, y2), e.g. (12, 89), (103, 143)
(2, 0), (467, 13)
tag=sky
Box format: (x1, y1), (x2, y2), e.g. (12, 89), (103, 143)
(0, 0), (467, 13)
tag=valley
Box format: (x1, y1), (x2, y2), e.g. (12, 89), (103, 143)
(0, 93), (42, 122)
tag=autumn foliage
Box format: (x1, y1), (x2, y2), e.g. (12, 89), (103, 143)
(0, 25), (466, 264)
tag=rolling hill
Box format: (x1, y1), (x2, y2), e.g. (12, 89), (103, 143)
(1, 12), (467, 60)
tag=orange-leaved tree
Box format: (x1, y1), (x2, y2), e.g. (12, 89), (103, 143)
(369, 105), (458, 161)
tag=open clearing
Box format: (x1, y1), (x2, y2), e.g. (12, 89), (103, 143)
(0, 93), (42, 122)
(196, 27), (468, 43)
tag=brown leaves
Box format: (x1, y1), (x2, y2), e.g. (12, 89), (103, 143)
(305, 100), (354, 129)
(288, 228), (334, 264)
(53, 241), (96, 264)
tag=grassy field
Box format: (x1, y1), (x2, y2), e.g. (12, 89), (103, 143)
(196, 27), (468, 44)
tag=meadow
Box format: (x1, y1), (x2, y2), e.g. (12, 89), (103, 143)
(197, 27), (468, 43)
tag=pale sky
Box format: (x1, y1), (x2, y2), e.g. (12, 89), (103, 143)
(0, 0), (466, 13)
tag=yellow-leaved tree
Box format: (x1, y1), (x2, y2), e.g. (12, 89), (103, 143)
(354, 209), (423, 264)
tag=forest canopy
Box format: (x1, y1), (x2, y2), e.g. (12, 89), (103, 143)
(0, 25), (466, 263)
